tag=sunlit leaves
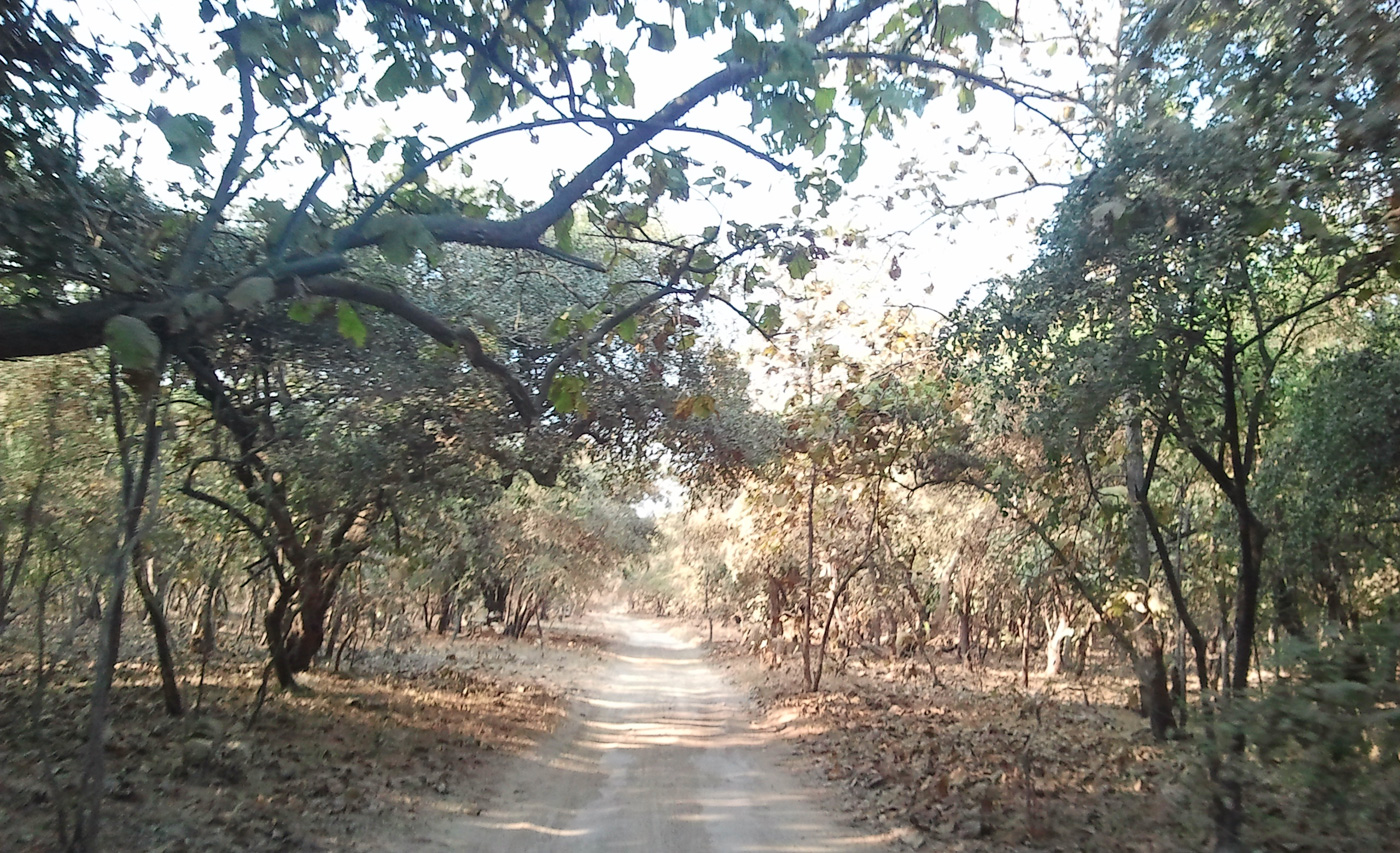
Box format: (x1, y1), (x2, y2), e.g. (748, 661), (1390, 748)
(336, 301), (367, 347)
(548, 374), (588, 416)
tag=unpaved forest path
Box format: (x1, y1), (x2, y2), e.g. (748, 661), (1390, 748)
(380, 613), (895, 853)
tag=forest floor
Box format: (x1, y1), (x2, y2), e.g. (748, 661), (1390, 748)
(0, 616), (610, 853)
(700, 619), (1216, 853)
(4, 611), (1223, 853)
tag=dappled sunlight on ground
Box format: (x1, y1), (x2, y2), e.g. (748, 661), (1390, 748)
(382, 614), (898, 852)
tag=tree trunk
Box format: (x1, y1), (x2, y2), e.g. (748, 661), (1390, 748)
(190, 569), (222, 658)
(1230, 515), (1266, 692)
(0, 467), (47, 638)
(1134, 632), (1176, 740)
(264, 581), (298, 690)
(801, 462), (816, 691)
(1021, 598), (1032, 689)
(1270, 572), (1306, 639)
(703, 565), (713, 643)
(1123, 397), (1177, 740)
(1044, 613), (1075, 676)
(812, 566), (861, 693)
(285, 578), (334, 673)
(435, 588), (454, 634)
(957, 597), (972, 664)
(72, 365), (164, 853)
(1071, 620), (1092, 677)
(131, 550), (183, 716)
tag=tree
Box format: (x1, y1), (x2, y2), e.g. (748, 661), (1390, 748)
(0, 0), (1082, 395)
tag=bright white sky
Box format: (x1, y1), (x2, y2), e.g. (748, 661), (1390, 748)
(64, 0), (1119, 519)
(73, 0), (1116, 396)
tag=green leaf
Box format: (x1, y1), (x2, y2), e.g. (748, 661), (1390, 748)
(813, 87), (837, 113)
(683, 2), (717, 36)
(956, 85), (977, 113)
(375, 59), (413, 101)
(336, 301), (367, 347)
(547, 313), (572, 344)
(1098, 485), (1130, 502)
(152, 111), (215, 171)
(612, 70), (636, 107)
(786, 251), (814, 280)
(287, 297), (329, 323)
(547, 374), (587, 414)
(759, 303), (782, 334)
(1239, 202), (1284, 237)
(616, 315), (639, 344)
(1293, 205), (1330, 242)
(467, 76), (507, 121)
(732, 26), (760, 62)
(553, 208), (576, 254)
(648, 24), (676, 52)
(838, 143), (865, 182)
(104, 315), (161, 373)
(181, 293), (223, 321)
(375, 215), (439, 266)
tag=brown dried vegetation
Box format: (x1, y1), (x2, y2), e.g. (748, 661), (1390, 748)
(0, 628), (606, 852)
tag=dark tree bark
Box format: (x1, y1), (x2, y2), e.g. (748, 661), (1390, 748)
(264, 581), (297, 690)
(435, 587), (454, 634)
(957, 597), (972, 663)
(1134, 633), (1177, 740)
(131, 549), (183, 716)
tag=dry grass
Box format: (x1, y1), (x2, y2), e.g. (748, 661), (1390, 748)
(706, 628), (1216, 853)
(0, 622), (609, 853)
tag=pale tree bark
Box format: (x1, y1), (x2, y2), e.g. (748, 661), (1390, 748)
(1123, 394), (1176, 740)
(1044, 612), (1075, 676)
(801, 460), (817, 692)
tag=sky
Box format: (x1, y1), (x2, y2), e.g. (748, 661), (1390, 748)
(69, 0), (1115, 392)
(59, 0), (1119, 519)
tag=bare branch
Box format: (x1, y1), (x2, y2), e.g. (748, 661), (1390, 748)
(819, 50), (1093, 161)
(169, 25), (259, 290)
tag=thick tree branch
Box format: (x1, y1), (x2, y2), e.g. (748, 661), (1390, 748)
(0, 1), (895, 364)
(303, 277), (536, 422)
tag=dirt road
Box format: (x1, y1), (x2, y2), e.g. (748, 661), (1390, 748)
(383, 613), (895, 852)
